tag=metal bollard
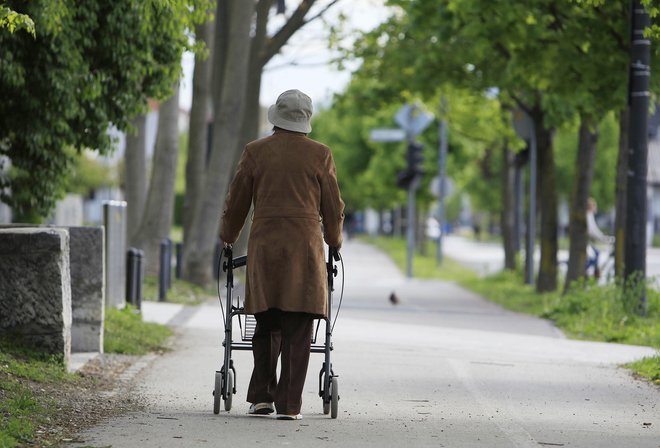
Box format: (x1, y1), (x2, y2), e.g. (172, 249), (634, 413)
(159, 240), (168, 302)
(175, 242), (183, 279)
(126, 248), (138, 307)
(135, 249), (144, 310)
(166, 238), (173, 290)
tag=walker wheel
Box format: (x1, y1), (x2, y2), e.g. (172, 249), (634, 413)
(330, 376), (339, 419)
(213, 371), (222, 414)
(323, 399), (330, 415)
(224, 370), (234, 412)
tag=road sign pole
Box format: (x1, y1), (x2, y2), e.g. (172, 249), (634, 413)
(437, 98), (448, 265)
(406, 181), (415, 278)
(512, 107), (537, 286)
(371, 102), (434, 279)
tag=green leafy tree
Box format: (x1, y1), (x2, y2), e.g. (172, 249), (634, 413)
(0, 4), (34, 35)
(67, 151), (116, 196)
(343, 0), (651, 292)
(0, 0), (207, 222)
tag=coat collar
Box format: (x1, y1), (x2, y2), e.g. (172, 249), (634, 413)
(273, 128), (307, 137)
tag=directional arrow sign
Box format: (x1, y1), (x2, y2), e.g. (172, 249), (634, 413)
(395, 103), (434, 137)
(369, 128), (406, 142)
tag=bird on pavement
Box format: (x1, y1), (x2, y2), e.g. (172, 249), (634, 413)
(389, 291), (400, 305)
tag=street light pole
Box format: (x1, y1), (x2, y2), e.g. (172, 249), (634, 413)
(405, 104), (417, 278)
(625, 0), (650, 313)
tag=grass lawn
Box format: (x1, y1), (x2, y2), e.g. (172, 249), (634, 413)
(362, 236), (660, 385)
(142, 275), (217, 306)
(0, 339), (73, 448)
(104, 305), (174, 355)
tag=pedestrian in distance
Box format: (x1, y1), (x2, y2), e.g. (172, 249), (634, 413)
(220, 89), (345, 420)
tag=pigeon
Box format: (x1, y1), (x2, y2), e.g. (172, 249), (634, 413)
(389, 291), (400, 305)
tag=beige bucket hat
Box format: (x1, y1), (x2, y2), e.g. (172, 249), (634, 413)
(268, 89), (313, 133)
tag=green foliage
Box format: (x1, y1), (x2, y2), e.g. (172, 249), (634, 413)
(0, 0), (212, 221)
(325, 0), (642, 229)
(66, 150), (116, 196)
(104, 305), (174, 355)
(173, 132), (189, 227)
(554, 112), (619, 208)
(312, 87), (404, 211)
(0, 4), (34, 36)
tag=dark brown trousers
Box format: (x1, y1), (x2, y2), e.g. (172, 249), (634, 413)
(247, 309), (314, 415)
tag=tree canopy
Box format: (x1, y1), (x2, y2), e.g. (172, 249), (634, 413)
(0, 0), (210, 221)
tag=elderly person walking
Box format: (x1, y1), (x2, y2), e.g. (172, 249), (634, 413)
(220, 89), (345, 420)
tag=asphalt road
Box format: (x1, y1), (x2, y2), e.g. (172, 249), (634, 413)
(70, 239), (658, 448)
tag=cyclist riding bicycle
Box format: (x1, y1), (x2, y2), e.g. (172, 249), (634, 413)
(586, 197), (613, 278)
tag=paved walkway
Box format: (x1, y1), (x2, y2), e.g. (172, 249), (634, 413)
(442, 234), (660, 287)
(73, 239), (657, 448)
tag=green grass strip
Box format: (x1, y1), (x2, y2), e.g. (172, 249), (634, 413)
(0, 338), (72, 447)
(104, 305), (174, 355)
(142, 275), (216, 305)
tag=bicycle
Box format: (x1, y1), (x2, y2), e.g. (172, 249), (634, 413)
(586, 242), (615, 285)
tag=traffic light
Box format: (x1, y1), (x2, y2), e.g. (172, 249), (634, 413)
(407, 142), (425, 175)
(397, 169), (415, 189)
(397, 142), (425, 189)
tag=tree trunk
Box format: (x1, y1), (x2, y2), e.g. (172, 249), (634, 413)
(180, 0), (338, 285)
(563, 115), (599, 293)
(501, 142), (517, 271)
(614, 107), (629, 277)
(240, 0), (270, 147)
(533, 106), (558, 292)
(125, 113), (148, 246)
(183, 19), (214, 263)
(132, 84), (180, 275)
(183, 0), (255, 286)
(211, 0), (229, 109)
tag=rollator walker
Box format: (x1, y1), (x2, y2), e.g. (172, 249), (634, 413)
(212, 246), (343, 418)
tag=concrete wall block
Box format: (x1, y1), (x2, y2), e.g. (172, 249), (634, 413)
(0, 228), (71, 365)
(69, 226), (105, 353)
(103, 201), (127, 309)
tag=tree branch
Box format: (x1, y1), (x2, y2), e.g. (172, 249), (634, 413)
(303, 0), (339, 25)
(252, 0), (271, 69)
(261, 0), (328, 67)
(594, 6), (628, 52)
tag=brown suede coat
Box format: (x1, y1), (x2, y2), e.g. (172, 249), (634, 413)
(220, 129), (345, 318)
